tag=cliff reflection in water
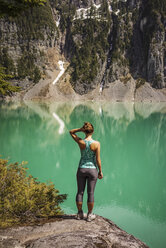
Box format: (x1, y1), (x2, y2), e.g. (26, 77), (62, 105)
(0, 101), (166, 247)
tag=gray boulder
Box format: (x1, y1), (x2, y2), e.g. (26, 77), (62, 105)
(0, 215), (149, 248)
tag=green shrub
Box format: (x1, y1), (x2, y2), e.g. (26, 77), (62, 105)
(136, 78), (146, 89)
(0, 67), (20, 96)
(120, 74), (131, 84)
(0, 157), (67, 227)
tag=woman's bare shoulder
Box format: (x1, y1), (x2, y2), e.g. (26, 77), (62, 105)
(91, 140), (100, 149)
(93, 140), (100, 145)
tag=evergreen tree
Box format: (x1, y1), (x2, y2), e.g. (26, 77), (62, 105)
(0, 0), (46, 17)
(0, 67), (20, 96)
(33, 66), (41, 84)
(0, 48), (15, 75)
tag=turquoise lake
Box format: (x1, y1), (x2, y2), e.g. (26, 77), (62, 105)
(0, 101), (166, 248)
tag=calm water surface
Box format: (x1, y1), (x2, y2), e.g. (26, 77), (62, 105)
(0, 101), (166, 248)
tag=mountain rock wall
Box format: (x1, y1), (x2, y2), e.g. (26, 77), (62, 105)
(0, 0), (165, 95)
(0, 1), (58, 88)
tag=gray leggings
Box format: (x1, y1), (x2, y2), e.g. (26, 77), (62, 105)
(76, 168), (98, 203)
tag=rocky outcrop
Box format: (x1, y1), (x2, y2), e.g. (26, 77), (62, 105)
(0, 215), (149, 248)
(102, 79), (136, 102)
(9, 74), (166, 102)
(135, 82), (166, 102)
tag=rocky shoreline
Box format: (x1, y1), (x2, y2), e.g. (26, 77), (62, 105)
(0, 215), (149, 248)
(4, 69), (166, 103)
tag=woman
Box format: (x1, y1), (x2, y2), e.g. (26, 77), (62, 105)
(69, 122), (103, 222)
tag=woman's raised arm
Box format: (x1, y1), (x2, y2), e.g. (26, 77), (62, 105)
(69, 127), (84, 144)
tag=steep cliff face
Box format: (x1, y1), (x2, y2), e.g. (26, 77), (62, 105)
(0, 0), (165, 95)
(94, 0), (166, 89)
(128, 0), (166, 88)
(52, 0), (166, 93)
(0, 1), (58, 88)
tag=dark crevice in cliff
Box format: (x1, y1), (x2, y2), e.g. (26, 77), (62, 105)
(129, 3), (146, 80)
(64, 21), (74, 59)
(102, 14), (118, 90)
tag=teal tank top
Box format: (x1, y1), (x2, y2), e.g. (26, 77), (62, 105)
(78, 139), (97, 169)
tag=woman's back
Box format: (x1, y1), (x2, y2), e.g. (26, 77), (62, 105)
(79, 139), (97, 169)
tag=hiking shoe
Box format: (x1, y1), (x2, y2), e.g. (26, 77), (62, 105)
(87, 213), (96, 222)
(76, 210), (84, 220)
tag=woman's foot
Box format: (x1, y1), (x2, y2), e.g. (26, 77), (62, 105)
(76, 210), (84, 220)
(87, 213), (96, 222)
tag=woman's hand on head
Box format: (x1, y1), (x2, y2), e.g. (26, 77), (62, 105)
(80, 127), (85, 132)
(98, 172), (103, 179)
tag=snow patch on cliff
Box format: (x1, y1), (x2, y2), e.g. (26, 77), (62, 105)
(56, 17), (60, 27)
(115, 9), (120, 15)
(52, 61), (65, 85)
(73, 4), (101, 20)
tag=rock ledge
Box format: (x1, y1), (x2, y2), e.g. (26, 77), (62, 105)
(0, 215), (149, 248)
